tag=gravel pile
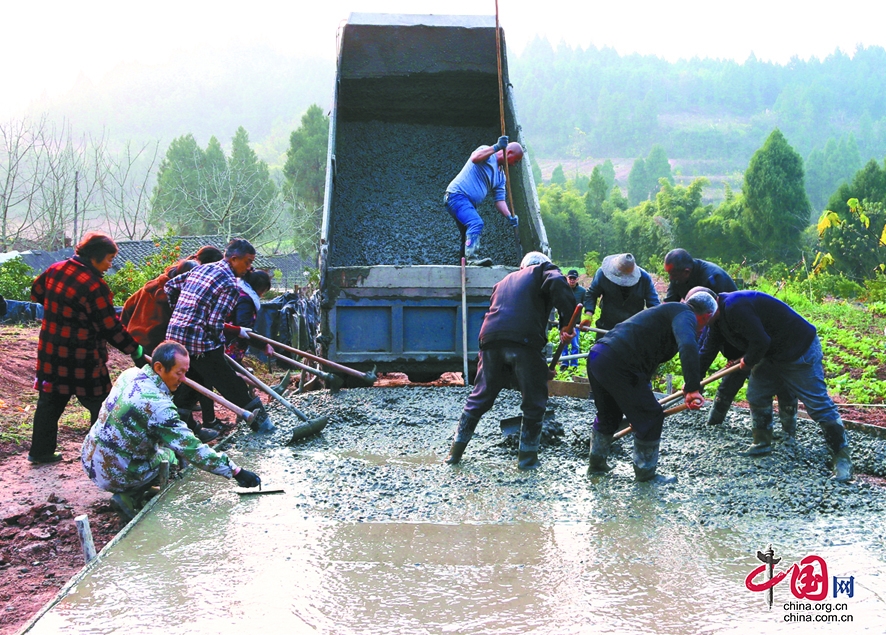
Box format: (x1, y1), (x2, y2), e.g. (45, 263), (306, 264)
(231, 387), (886, 538)
(328, 121), (523, 268)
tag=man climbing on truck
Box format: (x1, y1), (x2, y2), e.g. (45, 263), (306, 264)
(444, 135), (523, 266)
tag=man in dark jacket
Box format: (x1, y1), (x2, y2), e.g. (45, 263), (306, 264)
(663, 248), (737, 302)
(585, 253), (659, 332)
(586, 288), (714, 483)
(699, 290), (852, 482)
(665, 248), (797, 432)
(445, 251), (577, 470)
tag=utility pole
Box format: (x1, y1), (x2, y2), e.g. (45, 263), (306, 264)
(72, 170), (79, 246)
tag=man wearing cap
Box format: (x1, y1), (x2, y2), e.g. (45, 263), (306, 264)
(585, 253), (660, 336)
(586, 288), (715, 483)
(444, 135), (524, 266)
(561, 269), (589, 370)
(698, 290), (852, 482)
(664, 248), (797, 432)
(444, 251), (576, 470)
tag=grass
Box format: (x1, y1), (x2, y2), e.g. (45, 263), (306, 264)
(549, 296), (886, 405)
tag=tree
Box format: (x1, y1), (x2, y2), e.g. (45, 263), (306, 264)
(95, 140), (160, 240)
(627, 158), (648, 205)
(149, 129), (279, 242)
(283, 104), (328, 213)
(742, 129), (811, 262)
(550, 164), (567, 185)
(816, 197), (886, 280)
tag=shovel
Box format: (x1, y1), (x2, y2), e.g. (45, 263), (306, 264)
(611, 364), (744, 440)
(548, 304), (584, 370)
(143, 354), (256, 426)
(264, 349), (345, 393)
(246, 331), (377, 386)
(225, 354), (328, 435)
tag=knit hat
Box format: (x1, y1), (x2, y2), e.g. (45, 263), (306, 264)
(601, 253), (641, 287)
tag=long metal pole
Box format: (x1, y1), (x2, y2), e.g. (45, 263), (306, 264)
(461, 256), (469, 385)
(494, 0), (522, 259)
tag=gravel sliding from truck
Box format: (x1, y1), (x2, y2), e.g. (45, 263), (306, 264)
(236, 386), (886, 538)
(328, 121), (523, 268)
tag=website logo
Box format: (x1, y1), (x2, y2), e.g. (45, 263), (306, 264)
(745, 545), (856, 623)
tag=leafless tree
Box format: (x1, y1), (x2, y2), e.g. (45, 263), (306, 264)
(0, 116), (49, 251)
(95, 140), (160, 240)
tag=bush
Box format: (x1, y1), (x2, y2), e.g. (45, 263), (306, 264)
(583, 251), (601, 278)
(0, 257), (36, 301)
(105, 238), (183, 303)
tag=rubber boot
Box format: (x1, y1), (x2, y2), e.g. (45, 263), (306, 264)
(517, 417), (543, 470)
(445, 413), (480, 465)
(243, 396), (275, 433)
(777, 395), (798, 439)
(632, 438), (676, 484)
(820, 418), (853, 482)
(705, 395), (731, 426)
(743, 407), (773, 456)
(465, 234), (492, 266)
(110, 492), (141, 521)
(587, 428), (614, 474)
(445, 442), (467, 465)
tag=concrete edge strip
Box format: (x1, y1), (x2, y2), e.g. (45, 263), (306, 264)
(16, 428), (240, 634)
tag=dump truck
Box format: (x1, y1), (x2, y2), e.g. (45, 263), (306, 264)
(318, 13), (549, 382)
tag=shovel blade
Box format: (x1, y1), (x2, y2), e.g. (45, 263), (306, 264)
(287, 416), (330, 445)
(499, 415), (522, 437)
(250, 408), (277, 433)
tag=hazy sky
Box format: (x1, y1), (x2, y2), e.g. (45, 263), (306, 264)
(3, 0), (885, 119)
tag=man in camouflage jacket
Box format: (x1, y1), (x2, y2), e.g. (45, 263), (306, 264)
(81, 341), (260, 518)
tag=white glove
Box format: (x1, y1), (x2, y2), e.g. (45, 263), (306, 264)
(238, 327), (252, 339)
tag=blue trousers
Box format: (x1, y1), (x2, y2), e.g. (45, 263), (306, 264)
(444, 192), (484, 248)
(745, 336), (840, 423)
(564, 332), (580, 367)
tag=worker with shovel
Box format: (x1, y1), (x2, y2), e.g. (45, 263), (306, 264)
(663, 248), (798, 433)
(697, 290), (853, 482)
(444, 136), (523, 266)
(445, 251), (576, 470)
(165, 239), (274, 432)
(586, 288), (715, 483)
(81, 341), (261, 520)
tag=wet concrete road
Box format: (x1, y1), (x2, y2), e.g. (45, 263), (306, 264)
(26, 387), (886, 634)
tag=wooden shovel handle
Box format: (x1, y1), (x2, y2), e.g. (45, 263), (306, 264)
(611, 365), (743, 440)
(246, 331), (369, 380)
(144, 354), (253, 423)
(549, 304), (583, 370)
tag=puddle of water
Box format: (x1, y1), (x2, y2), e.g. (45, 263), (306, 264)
(26, 447), (886, 634)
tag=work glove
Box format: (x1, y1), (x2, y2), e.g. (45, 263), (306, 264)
(223, 323), (252, 339)
(507, 215), (518, 228)
(233, 467), (261, 488)
(130, 345), (147, 368)
(493, 135), (509, 152)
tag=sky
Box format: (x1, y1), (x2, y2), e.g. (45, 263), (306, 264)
(3, 0), (886, 120)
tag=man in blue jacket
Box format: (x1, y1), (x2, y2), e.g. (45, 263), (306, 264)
(444, 136), (523, 265)
(586, 288), (714, 483)
(445, 252), (576, 470)
(665, 248), (798, 433)
(699, 290), (852, 482)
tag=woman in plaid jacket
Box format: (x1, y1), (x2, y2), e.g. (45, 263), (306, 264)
(28, 232), (140, 464)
